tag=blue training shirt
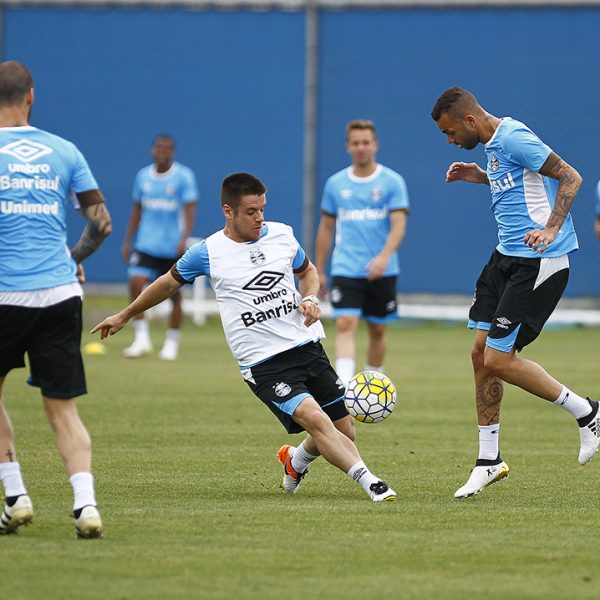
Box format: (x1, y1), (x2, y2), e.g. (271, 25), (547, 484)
(0, 126), (98, 291)
(321, 164), (409, 278)
(132, 161), (198, 258)
(485, 118), (578, 258)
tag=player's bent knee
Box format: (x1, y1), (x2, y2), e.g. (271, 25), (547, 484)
(482, 348), (512, 375)
(336, 316), (358, 334)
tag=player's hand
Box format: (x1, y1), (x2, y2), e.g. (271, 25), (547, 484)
(524, 227), (557, 254)
(90, 314), (128, 339)
(446, 162), (486, 184)
(367, 255), (387, 281)
(318, 273), (328, 299)
(75, 263), (86, 284)
(298, 299), (321, 327)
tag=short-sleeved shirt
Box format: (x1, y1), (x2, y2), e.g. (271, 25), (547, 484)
(0, 126), (98, 291)
(132, 162), (198, 258)
(484, 117), (578, 258)
(320, 164), (409, 278)
(176, 221), (325, 368)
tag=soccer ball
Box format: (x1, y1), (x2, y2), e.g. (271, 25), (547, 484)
(344, 371), (397, 424)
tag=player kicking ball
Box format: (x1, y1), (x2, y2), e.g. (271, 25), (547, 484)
(92, 172), (396, 502)
(431, 87), (599, 498)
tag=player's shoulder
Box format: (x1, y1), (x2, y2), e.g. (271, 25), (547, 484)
(26, 127), (80, 154)
(325, 167), (351, 187)
(379, 164), (406, 185)
(263, 220), (295, 238)
(175, 162), (195, 177)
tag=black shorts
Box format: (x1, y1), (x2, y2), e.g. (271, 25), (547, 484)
(0, 296), (87, 398)
(330, 276), (398, 323)
(469, 250), (569, 353)
(243, 341), (348, 433)
(128, 251), (178, 279)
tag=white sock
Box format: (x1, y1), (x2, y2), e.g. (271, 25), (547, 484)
(553, 386), (592, 420)
(0, 461), (27, 497)
(70, 472), (97, 511)
(290, 441), (318, 474)
(165, 329), (181, 343)
(347, 460), (379, 495)
(365, 364), (384, 374)
(478, 424), (500, 461)
(336, 358), (356, 388)
(133, 319), (150, 343)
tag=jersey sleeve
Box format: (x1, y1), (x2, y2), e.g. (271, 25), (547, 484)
(175, 239), (210, 282)
(320, 178), (337, 216)
(388, 172), (410, 211)
(68, 143), (99, 193)
(131, 169), (144, 204)
(181, 167), (199, 204)
(502, 126), (552, 172)
(292, 243), (307, 272)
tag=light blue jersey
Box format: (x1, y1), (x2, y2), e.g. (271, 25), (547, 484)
(485, 118), (578, 258)
(0, 126), (98, 291)
(321, 164), (409, 278)
(132, 162), (198, 258)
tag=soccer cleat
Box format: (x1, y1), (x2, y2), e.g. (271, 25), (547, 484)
(368, 481), (397, 502)
(122, 339), (152, 358)
(578, 399), (600, 465)
(158, 339), (179, 361)
(454, 461), (509, 498)
(277, 445), (307, 494)
(0, 494), (34, 534)
(74, 505), (103, 539)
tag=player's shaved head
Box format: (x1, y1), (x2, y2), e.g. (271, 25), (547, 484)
(431, 87), (481, 121)
(221, 172), (267, 210)
(0, 61), (33, 107)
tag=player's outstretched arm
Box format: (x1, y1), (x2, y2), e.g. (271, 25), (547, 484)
(314, 212), (336, 298)
(91, 272), (183, 339)
(446, 162), (489, 185)
(71, 189), (112, 264)
(524, 152), (582, 254)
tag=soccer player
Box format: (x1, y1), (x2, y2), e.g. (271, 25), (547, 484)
(92, 172), (397, 502)
(315, 120), (409, 387)
(0, 61), (111, 536)
(431, 86), (599, 498)
(121, 135), (198, 360)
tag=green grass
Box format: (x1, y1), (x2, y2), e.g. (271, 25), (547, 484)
(1, 296), (600, 599)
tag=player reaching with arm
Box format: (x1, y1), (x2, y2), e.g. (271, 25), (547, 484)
(431, 86), (597, 499)
(0, 61), (111, 537)
(93, 172), (397, 502)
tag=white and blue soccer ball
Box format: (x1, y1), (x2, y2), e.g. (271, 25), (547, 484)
(344, 371), (397, 424)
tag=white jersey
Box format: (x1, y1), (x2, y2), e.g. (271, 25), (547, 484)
(176, 221), (325, 368)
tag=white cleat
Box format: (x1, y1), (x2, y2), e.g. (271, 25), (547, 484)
(123, 339), (152, 358)
(454, 461), (510, 498)
(578, 400), (600, 465)
(369, 481), (397, 502)
(75, 505), (103, 539)
(158, 339), (179, 361)
(0, 494), (34, 534)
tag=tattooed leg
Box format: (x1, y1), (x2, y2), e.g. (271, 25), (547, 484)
(476, 375), (503, 426)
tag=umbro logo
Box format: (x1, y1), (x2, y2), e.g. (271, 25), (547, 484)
(242, 271), (284, 292)
(496, 317), (512, 326)
(0, 139), (53, 163)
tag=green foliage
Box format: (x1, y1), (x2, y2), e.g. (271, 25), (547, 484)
(1, 301), (599, 599)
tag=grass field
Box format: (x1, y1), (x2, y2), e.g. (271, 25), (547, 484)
(1, 296), (599, 599)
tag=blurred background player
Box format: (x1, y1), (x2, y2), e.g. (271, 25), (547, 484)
(93, 172), (396, 502)
(0, 61), (111, 537)
(315, 119), (409, 387)
(431, 86), (599, 498)
(121, 134), (198, 360)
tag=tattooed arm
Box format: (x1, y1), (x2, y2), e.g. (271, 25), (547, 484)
(523, 152), (582, 254)
(70, 189), (112, 264)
